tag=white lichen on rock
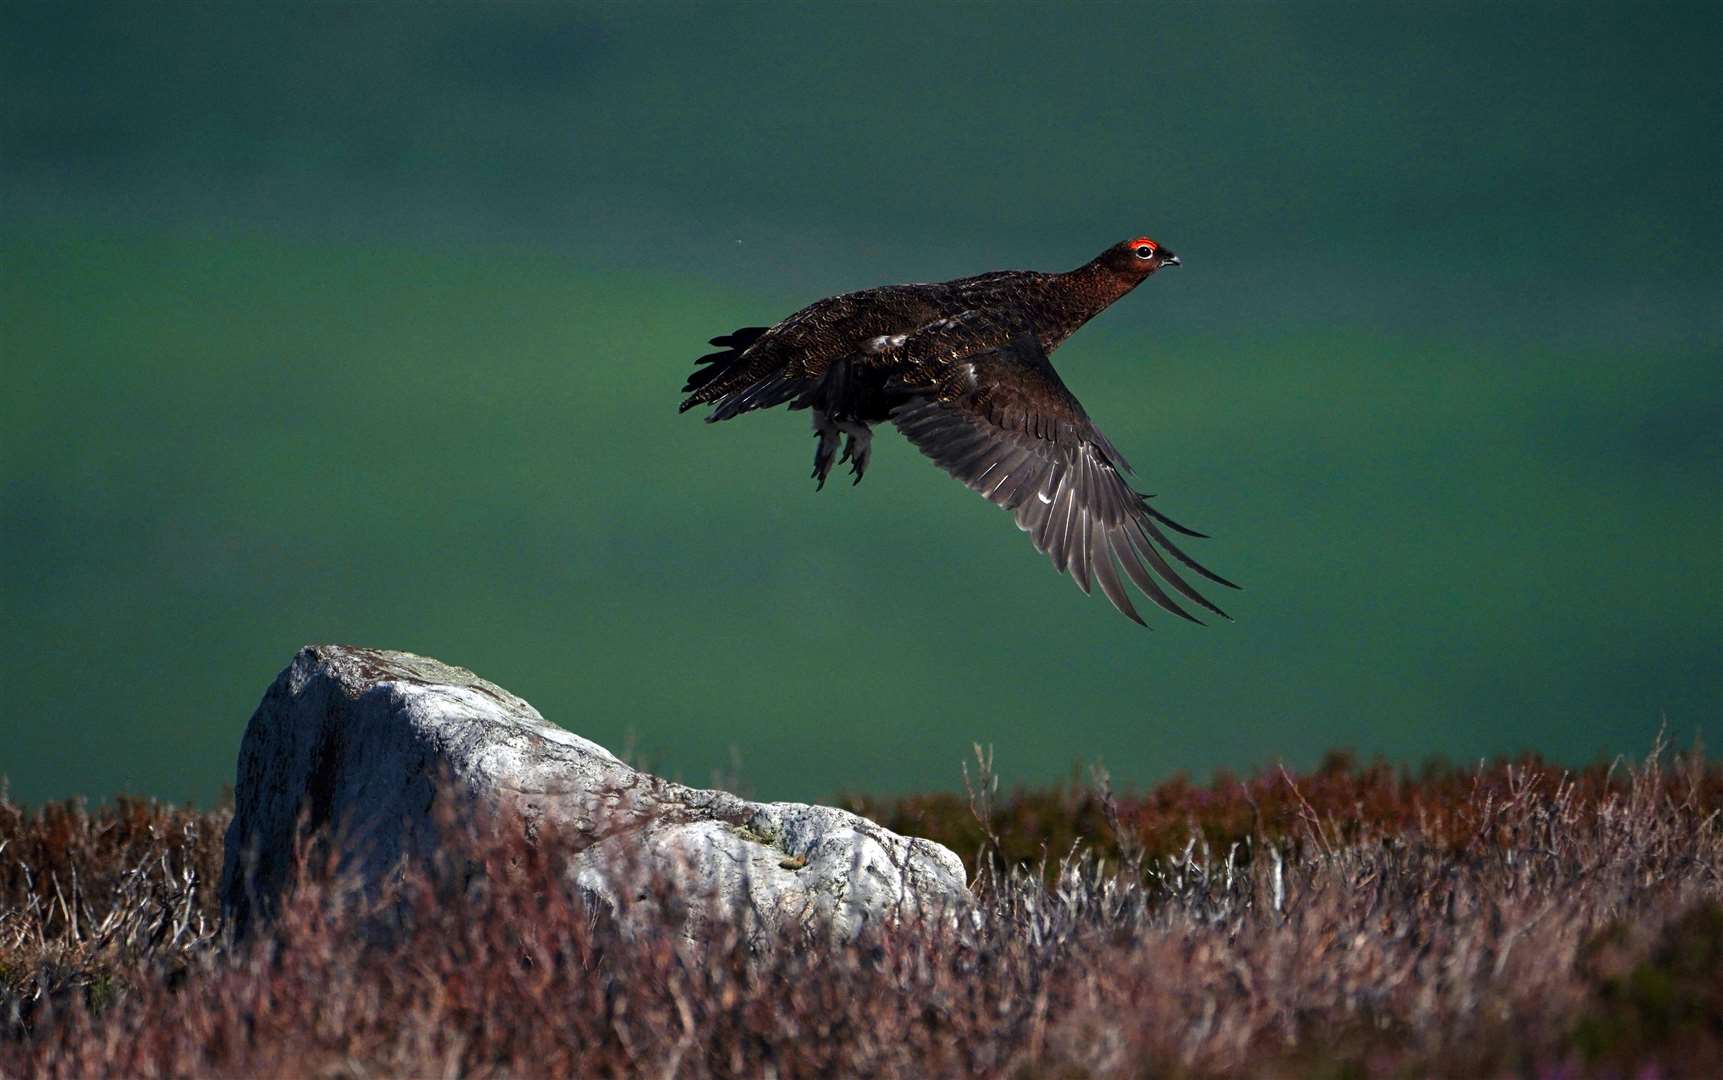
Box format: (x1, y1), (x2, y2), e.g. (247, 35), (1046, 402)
(219, 645), (969, 945)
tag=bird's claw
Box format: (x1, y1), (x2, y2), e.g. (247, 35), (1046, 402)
(811, 429), (841, 490)
(843, 433), (870, 484)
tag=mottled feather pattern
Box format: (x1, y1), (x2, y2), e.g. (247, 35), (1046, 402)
(677, 237), (1235, 626)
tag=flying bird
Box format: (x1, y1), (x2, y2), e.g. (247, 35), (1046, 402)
(678, 236), (1237, 626)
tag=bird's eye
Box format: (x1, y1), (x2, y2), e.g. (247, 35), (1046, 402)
(1134, 244), (1155, 259)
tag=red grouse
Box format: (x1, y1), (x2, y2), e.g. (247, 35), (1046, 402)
(679, 236), (1236, 626)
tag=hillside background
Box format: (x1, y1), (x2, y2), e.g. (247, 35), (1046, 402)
(2, 2), (1719, 807)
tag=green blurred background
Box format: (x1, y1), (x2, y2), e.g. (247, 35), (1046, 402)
(3, 3), (1719, 808)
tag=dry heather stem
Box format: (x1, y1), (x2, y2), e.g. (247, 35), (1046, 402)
(2, 741), (1719, 1077)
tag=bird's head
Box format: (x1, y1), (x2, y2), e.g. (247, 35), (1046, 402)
(1100, 235), (1181, 280)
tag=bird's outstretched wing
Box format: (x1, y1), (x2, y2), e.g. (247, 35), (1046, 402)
(890, 330), (1237, 626)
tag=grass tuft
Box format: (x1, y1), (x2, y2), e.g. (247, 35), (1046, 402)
(3, 739), (1719, 1077)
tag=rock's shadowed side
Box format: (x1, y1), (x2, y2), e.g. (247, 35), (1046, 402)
(218, 645), (969, 943)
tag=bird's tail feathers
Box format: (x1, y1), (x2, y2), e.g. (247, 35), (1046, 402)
(679, 327), (771, 413)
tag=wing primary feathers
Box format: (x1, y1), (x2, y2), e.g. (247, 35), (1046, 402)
(949, 439), (1000, 480)
(1111, 529), (1203, 624)
(895, 389), (1234, 625)
(1050, 485), (1080, 573)
(996, 458), (1049, 508)
(1016, 494), (1051, 535)
(984, 449), (1034, 502)
(1043, 459), (1068, 502)
(1071, 510), (1094, 594)
(1138, 517), (1242, 591)
(1094, 527), (1147, 626)
(1128, 521), (1230, 620)
(1140, 497), (1211, 539)
(878, 330), (1238, 626)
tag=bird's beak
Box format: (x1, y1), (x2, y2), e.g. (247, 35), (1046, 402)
(1161, 252), (1181, 268)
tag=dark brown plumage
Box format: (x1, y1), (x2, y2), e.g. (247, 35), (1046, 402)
(678, 236), (1237, 626)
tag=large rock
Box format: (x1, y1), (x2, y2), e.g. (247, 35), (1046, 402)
(219, 645), (969, 944)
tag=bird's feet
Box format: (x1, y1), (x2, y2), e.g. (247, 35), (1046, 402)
(812, 413), (872, 488)
(839, 427), (872, 484)
(811, 418), (842, 490)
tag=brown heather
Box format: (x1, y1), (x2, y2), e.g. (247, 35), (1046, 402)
(3, 738), (1720, 1078)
